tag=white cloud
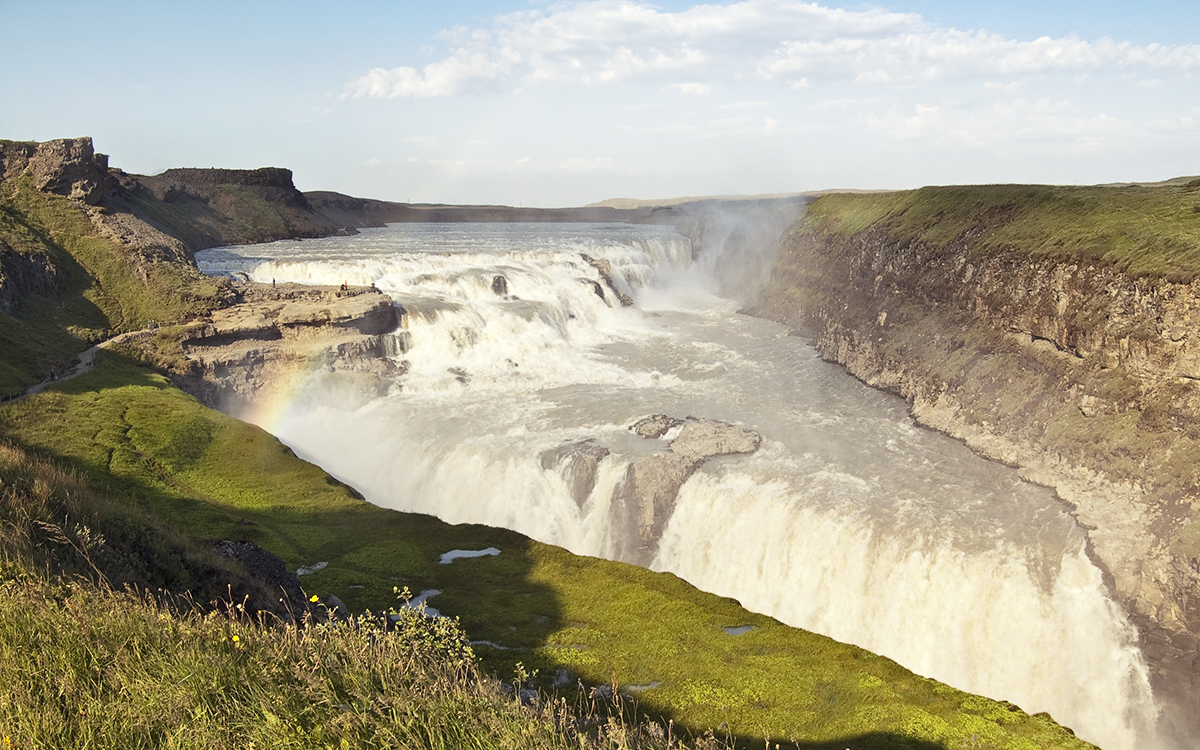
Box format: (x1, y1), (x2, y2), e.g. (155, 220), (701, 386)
(345, 0), (1200, 99)
(763, 116), (780, 135)
(670, 82), (712, 95)
(721, 100), (772, 109)
(865, 97), (1200, 152)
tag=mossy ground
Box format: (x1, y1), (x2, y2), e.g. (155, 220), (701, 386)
(0, 354), (1095, 750)
(0, 178), (224, 396)
(808, 183), (1200, 281)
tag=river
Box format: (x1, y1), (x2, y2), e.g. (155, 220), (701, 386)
(197, 220), (1159, 750)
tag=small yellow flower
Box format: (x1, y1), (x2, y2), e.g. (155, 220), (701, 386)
(310, 595), (320, 603)
(231, 635), (240, 643)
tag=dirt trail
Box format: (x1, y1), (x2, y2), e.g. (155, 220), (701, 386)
(0, 329), (151, 404)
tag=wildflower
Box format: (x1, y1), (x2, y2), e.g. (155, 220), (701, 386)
(310, 595), (319, 603)
(231, 635), (240, 643)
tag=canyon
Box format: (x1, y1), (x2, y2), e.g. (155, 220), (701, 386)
(7, 136), (1195, 748)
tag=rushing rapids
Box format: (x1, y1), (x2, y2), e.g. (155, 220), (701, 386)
(198, 221), (1160, 750)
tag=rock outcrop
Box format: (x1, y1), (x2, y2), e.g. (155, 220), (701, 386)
(538, 416), (762, 565)
(752, 191), (1200, 732)
(0, 240), (67, 314)
(610, 416), (761, 564)
(580, 253), (634, 307)
(211, 539), (310, 618)
(0, 137), (115, 205)
(539, 441), (611, 508)
(173, 283), (404, 413)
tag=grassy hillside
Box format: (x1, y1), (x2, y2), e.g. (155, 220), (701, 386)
(806, 182), (1200, 280)
(0, 142), (1099, 748)
(0, 354), (1095, 750)
(0, 177), (224, 396)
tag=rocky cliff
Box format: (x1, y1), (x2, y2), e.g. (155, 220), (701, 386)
(751, 183), (1200, 733)
(168, 282), (403, 414)
(0, 137), (115, 205)
(0, 137), (408, 395)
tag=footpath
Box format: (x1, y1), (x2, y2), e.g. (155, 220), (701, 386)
(0, 328), (153, 405)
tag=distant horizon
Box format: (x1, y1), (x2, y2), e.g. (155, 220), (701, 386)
(5, 0), (1197, 207)
(19, 131), (1200, 211)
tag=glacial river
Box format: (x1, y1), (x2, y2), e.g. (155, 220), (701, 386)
(197, 221), (1159, 750)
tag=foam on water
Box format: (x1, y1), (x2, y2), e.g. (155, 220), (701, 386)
(197, 222), (1163, 750)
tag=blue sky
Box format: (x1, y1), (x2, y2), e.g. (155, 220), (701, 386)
(3, 1), (1198, 206)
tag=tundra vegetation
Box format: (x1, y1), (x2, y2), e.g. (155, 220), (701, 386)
(0, 140), (1096, 748)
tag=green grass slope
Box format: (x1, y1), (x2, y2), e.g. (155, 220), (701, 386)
(0, 177), (224, 396)
(807, 182), (1200, 280)
(0, 354), (1095, 750)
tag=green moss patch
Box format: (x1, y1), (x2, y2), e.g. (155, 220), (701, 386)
(806, 184), (1200, 281)
(0, 355), (1094, 749)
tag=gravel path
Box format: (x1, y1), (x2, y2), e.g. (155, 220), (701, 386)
(0, 328), (150, 404)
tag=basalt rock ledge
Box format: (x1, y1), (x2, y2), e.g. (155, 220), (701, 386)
(750, 187), (1200, 736)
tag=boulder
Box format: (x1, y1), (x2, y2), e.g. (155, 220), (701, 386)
(540, 440), (611, 507)
(630, 414), (682, 439)
(669, 418), (762, 461)
(611, 417), (761, 564)
(211, 539), (308, 616)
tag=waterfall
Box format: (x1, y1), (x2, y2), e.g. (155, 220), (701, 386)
(197, 221), (1162, 750)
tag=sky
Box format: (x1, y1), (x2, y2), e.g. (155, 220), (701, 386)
(2, 0), (1199, 207)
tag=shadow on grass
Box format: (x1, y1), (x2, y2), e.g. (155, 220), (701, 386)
(0, 349), (564, 644)
(0, 353), (1080, 750)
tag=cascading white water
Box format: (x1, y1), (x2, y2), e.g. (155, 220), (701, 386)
(198, 221), (1162, 750)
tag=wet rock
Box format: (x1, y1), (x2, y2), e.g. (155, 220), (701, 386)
(540, 440), (611, 508)
(612, 417), (761, 564)
(630, 414), (682, 439)
(669, 418), (762, 461)
(584, 279), (606, 301)
(491, 275), (508, 296)
(580, 253), (634, 307)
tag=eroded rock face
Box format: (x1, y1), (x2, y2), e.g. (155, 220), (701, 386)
(0, 137), (114, 205)
(539, 441), (611, 508)
(0, 240), (67, 314)
(752, 218), (1200, 731)
(538, 416), (761, 564)
(611, 416), (761, 564)
(173, 283), (402, 413)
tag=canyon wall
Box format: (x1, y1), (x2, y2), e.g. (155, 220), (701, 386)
(169, 283), (403, 413)
(750, 186), (1200, 725)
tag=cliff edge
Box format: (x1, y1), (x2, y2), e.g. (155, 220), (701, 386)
(752, 183), (1200, 736)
